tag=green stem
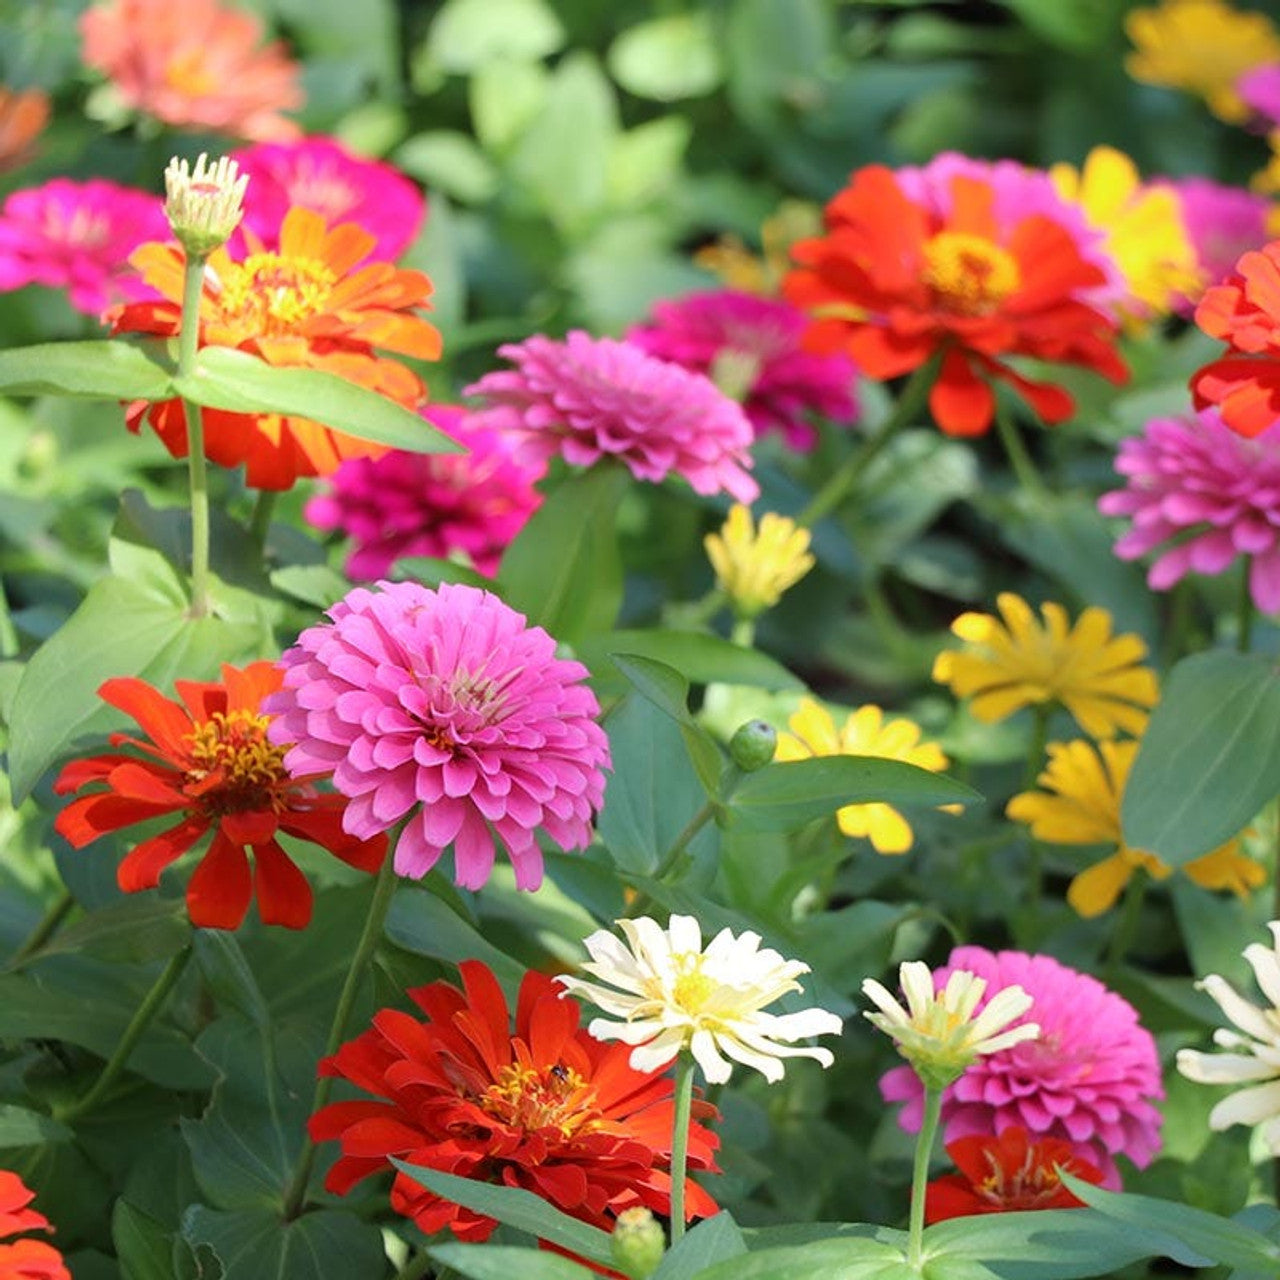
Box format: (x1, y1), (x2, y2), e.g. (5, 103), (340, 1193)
(9, 887), (75, 967)
(730, 617), (755, 648)
(993, 399), (1046, 495)
(668, 1053), (696, 1245)
(281, 850), (399, 1220)
(1022, 705), (1051, 929)
(1238, 557), (1255, 654)
(57, 946), (192, 1122)
(797, 353), (942, 527)
(394, 1250), (433, 1280)
(177, 252), (212, 619)
(1104, 867), (1148, 980)
(0, 575), (19, 659)
(249, 490), (277, 554)
(907, 1086), (943, 1271)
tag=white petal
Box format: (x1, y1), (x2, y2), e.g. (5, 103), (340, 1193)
(1177, 1048), (1278, 1085)
(758, 1008), (845, 1041)
(627, 1028), (686, 1075)
(899, 962), (937, 1020)
(668, 914), (705, 956)
(690, 1028), (733, 1084)
(589, 1016), (670, 1045)
(968, 985), (1034, 1042)
(620, 917), (674, 978)
(1200, 975), (1280, 1044)
(1208, 1079), (1280, 1130)
(972, 1022), (1040, 1056)
(1245, 940), (1280, 1012)
(862, 979), (909, 1025)
(716, 1032), (786, 1082)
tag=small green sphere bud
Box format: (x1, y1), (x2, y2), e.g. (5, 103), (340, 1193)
(729, 718), (777, 772)
(610, 1207), (666, 1280)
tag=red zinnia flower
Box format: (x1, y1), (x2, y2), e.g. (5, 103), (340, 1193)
(53, 661), (385, 930)
(783, 165), (1128, 436)
(310, 960), (720, 1241)
(0, 1171), (68, 1280)
(1191, 242), (1280, 437)
(925, 1127), (1104, 1224)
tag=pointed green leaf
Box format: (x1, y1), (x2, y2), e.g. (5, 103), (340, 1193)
(4, 896), (189, 969)
(0, 1104), (71, 1148)
(0, 338), (176, 400)
(113, 1201), (177, 1280)
(652, 1213), (746, 1280)
(430, 1244), (596, 1280)
(695, 1235), (912, 1280)
(584, 630), (803, 692)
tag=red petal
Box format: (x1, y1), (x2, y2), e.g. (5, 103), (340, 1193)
(55, 792), (180, 847)
(116, 814), (209, 891)
(98, 677), (193, 761)
(186, 830), (252, 929)
(251, 838), (312, 929)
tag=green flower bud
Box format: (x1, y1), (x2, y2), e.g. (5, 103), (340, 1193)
(729, 718), (777, 772)
(164, 153), (249, 258)
(610, 1207), (666, 1280)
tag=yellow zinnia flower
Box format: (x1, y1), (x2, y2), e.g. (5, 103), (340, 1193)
(1007, 738), (1263, 917)
(1125, 0), (1280, 124)
(705, 504), (815, 619)
(775, 697), (949, 854)
(694, 200), (823, 295)
(931, 593), (1159, 740)
(1049, 146), (1201, 325)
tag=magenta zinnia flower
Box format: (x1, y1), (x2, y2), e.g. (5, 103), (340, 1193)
(304, 405), (543, 578)
(626, 289), (859, 451)
(1239, 63), (1280, 129)
(880, 946), (1162, 1186)
(1161, 177), (1270, 312)
(230, 136), (425, 260)
(267, 581), (610, 891)
(0, 178), (168, 315)
(1099, 408), (1280, 612)
(465, 331), (759, 503)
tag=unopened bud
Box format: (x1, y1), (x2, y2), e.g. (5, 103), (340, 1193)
(729, 718), (777, 772)
(610, 1207), (666, 1280)
(164, 153), (249, 258)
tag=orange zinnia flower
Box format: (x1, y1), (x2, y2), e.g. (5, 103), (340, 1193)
(783, 166), (1128, 436)
(80, 0), (302, 142)
(108, 207), (442, 489)
(0, 1171), (68, 1280)
(0, 86), (49, 174)
(53, 662), (386, 931)
(1191, 242), (1280, 437)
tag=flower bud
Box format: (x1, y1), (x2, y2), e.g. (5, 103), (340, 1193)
(610, 1206), (666, 1280)
(163, 153), (249, 258)
(729, 719), (778, 772)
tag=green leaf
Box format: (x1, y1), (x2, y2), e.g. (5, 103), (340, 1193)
(585, 631), (804, 693)
(4, 896), (189, 969)
(607, 13), (723, 102)
(470, 58), (549, 154)
(498, 465), (626, 645)
(0, 1104), (71, 1148)
(113, 1201), (177, 1280)
(396, 130), (500, 203)
(391, 1163), (614, 1265)
(268, 564), (351, 610)
(174, 347), (462, 456)
(653, 1213), (746, 1280)
(0, 338), (176, 400)
(430, 1244), (596, 1280)
(695, 1235), (913, 1280)
(729, 757), (979, 832)
(426, 0), (564, 72)
(1121, 651), (1280, 864)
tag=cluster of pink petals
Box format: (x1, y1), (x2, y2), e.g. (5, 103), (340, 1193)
(80, 0), (302, 142)
(626, 288), (859, 451)
(1239, 64), (1280, 130)
(0, 178), (168, 315)
(267, 581), (610, 892)
(465, 331), (760, 503)
(1099, 408), (1280, 612)
(230, 136), (425, 261)
(881, 946), (1163, 1186)
(1163, 177), (1271, 313)
(304, 405), (544, 579)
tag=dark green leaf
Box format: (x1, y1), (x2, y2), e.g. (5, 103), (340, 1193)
(0, 1104), (71, 1148)
(0, 338), (175, 400)
(589, 631), (803, 692)
(430, 1244), (596, 1280)
(695, 1235), (912, 1280)
(5, 896), (189, 969)
(113, 1201), (177, 1280)
(652, 1213), (747, 1280)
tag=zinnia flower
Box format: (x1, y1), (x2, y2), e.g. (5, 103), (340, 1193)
(465, 331), (759, 503)
(108, 206), (442, 490)
(268, 581), (610, 892)
(310, 960), (720, 1240)
(0, 85), (49, 174)
(231, 136), (425, 261)
(924, 1128), (1104, 1223)
(80, 0), (303, 142)
(626, 289), (858, 450)
(52, 662), (386, 930)
(1099, 409), (1280, 612)
(304, 404), (543, 579)
(774, 697), (950, 854)
(704, 504), (814, 619)
(931, 593), (1159, 739)
(1124, 0), (1280, 123)
(0, 1171), (67, 1280)
(881, 946), (1164, 1186)
(0, 178), (168, 315)
(557, 914), (843, 1084)
(862, 960), (1038, 1090)
(783, 163), (1127, 437)
(1007, 738), (1263, 917)
(1178, 920), (1280, 1152)
(1162, 177), (1272, 313)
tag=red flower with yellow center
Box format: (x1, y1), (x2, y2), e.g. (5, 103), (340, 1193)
(310, 960), (720, 1241)
(783, 166), (1128, 436)
(53, 661), (385, 930)
(924, 1127), (1104, 1223)
(108, 206), (442, 490)
(0, 1170), (68, 1280)
(1191, 242), (1280, 437)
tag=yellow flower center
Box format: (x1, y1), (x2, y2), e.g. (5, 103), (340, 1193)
(479, 1062), (595, 1137)
(215, 252), (337, 337)
(670, 953), (717, 1014)
(185, 710), (289, 813)
(977, 1146), (1061, 1207)
(921, 231), (1020, 315)
(163, 49), (218, 97)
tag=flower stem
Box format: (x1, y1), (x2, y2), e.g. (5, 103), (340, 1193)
(993, 399), (1046, 495)
(797, 353), (941, 528)
(1105, 867), (1148, 981)
(668, 1052), (696, 1245)
(281, 849), (399, 1220)
(57, 945), (192, 1122)
(249, 490), (277, 554)
(730, 617), (755, 648)
(177, 251), (212, 619)
(907, 1086), (942, 1271)
(9, 887), (75, 967)
(1238, 557), (1255, 655)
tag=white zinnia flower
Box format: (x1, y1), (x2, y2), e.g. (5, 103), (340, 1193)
(556, 914), (844, 1084)
(1177, 920), (1280, 1152)
(862, 960), (1039, 1088)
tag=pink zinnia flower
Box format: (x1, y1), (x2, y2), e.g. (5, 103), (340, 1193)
(880, 946), (1163, 1186)
(0, 178), (167, 315)
(303, 405), (544, 578)
(267, 581), (610, 891)
(626, 289), (859, 451)
(230, 137), (425, 261)
(80, 0), (302, 142)
(465, 331), (759, 503)
(1099, 408), (1280, 612)
(1239, 63), (1280, 129)
(1162, 177), (1271, 310)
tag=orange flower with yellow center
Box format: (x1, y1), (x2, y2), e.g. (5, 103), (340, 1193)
(920, 232), (1021, 316)
(108, 206), (442, 489)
